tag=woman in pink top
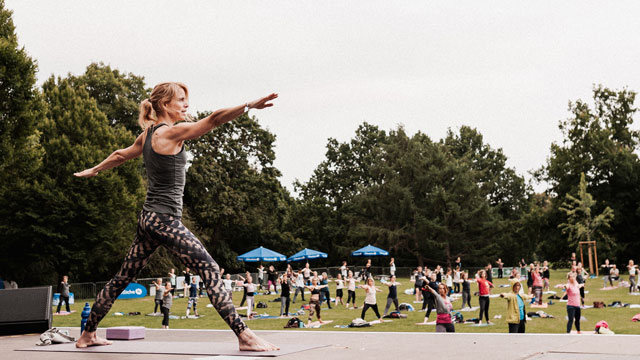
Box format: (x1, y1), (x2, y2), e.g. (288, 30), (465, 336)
(563, 272), (584, 334)
(531, 265), (544, 305)
(475, 270), (494, 325)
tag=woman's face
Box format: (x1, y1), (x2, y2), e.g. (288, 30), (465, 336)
(514, 283), (521, 292)
(367, 278), (374, 286)
(438, 285), (446, 296)
(165, 87), (189, 121)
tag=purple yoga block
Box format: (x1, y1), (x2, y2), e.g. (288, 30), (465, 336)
(106, 326), (146, 340)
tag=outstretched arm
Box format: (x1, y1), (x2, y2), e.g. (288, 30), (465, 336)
(165, 93), (278, 142)
(74, 132), (145, 177)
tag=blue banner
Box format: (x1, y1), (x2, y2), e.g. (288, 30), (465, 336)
(52, 293), (75, 306)
(117, 283), (147, 299)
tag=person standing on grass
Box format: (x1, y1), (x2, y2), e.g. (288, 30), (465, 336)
(563, 272), (584, 334)
(576, 263), (588, 305)
(475, 269), (494, 325)
(340, 261), (348, 279)
(168, 268), (176, 295)
(499, 281), (533, 333)
(496, 258), (504, 279)
(346, 270), (359, 309)
(182, 267), (193, 298)
(292, 270), (305, 303)
(422, 272), (438, 321)
(453, 266), (461, 294)
(628, 260), (638, 293)
(152, 278), (164, 314)
(56, 275), (71, 314)
(359, 277), (382, 321)
(238, 271), (251, 307)
(257, 264), (265, 291)
(185, 277), (199, 317)
(382, 275), (401, 316)
(389, 258), (396, 277)
(461, 271), (472, 309)
(279, 273), (292, 317)
(239, 275), (257, 320)
(526, 263), (534, 294)
(334, 273), (345, 307)
(542, 261), (551, 292)
(319, 272), (332, 309)
(222, 273), (234, 300)
(422, 283), (455, 332)
(267, 265), (278, 295)
(531, 264), (544, 305)
(161, 281), (173, 329)
(305, 277), (328, 325)
(413, 266), (424, 303)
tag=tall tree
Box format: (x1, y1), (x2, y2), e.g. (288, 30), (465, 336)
(348, 128), (500, 267)
(0, 0), (46, 284)
(68, 62), (150, 134)
(184, 114), (298, 271)
(535, 86), (640, 261)
(558, 172), (615, 251)
(5, 76), (145, 286)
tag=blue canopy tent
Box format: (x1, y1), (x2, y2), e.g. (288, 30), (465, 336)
(236, 246), (286, 262)
(287, 248), (328, 262)
(351, 244), (389, 257)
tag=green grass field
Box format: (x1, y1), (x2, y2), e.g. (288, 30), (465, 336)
(52, 270), (640, 334)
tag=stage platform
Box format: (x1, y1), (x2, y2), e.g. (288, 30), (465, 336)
(2, 327), (640, 360)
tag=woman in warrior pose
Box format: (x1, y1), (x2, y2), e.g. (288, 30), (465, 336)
(74, 82), (278, 351)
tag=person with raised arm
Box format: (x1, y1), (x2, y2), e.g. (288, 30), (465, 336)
(382, 275), (401, 316)
(305, 277), (328, 326)
(499, 281), (533, 333)
(422, 283), (455, 332)
(73, 82), (278, 351)
(563, 271), (585, 334)
(359, 277), (383, 321)
(475, 269), (494, 325)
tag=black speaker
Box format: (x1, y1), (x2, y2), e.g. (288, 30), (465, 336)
(0, 286), (52, 335)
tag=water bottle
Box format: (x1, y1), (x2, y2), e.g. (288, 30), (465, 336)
(80, 302), (91, 333)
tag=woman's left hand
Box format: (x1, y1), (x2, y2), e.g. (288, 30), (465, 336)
(249, 93), (278, 109)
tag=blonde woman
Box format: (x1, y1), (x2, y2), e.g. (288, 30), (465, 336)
(359, 277), (383, 321)
(74, 82), (278, 351)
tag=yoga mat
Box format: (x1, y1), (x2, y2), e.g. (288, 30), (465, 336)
(18, 341), (328, 357)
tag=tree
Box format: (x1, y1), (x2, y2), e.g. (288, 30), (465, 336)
(68, 62), (150, 134)
(0, 0), (46, 284)
(3, 76), (145, 286)
(184, 114), (298, 271)
(535, 85), (640, 261)
(558, 173), (615, 252)
(347, 127), (500, 267)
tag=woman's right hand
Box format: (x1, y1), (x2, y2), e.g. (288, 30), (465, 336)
(74, 168), (98, 177)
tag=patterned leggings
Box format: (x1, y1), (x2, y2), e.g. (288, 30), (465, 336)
(85, 210), (246, 335)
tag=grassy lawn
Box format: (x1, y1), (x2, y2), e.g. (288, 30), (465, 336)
(53, 270), (640, 334)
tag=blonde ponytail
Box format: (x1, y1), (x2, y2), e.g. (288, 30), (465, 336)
(138, 99), (156, 130)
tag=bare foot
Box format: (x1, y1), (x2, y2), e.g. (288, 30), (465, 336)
(238, 328), (279, 352)
(75, 331), (113, 348)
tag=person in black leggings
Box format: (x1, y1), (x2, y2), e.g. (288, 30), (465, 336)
(382, 275), (401, 316)
(74, 83), (278, 351)
(461, 272), (472, 309)
(305, 278), (328, 325)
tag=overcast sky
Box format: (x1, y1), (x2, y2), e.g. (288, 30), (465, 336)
(7, 1), (640, 194)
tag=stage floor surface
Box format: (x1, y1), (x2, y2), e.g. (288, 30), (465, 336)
(2, 327), (640, 360)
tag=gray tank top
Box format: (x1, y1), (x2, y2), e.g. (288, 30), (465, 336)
(142, 124), (187, 217)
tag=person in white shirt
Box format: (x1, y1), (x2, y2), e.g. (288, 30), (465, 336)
(340, 261), (348, 279)
(292, 270), (306, 303)
(359, 277), (383, 321)
(334, 274), (345, 306)
(389, 258), (396, 277)
(222, 273), (234, 299)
